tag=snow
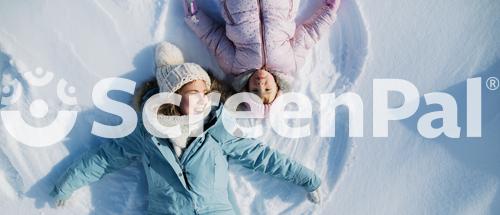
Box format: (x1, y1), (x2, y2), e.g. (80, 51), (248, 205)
(0, 0), (499, 214)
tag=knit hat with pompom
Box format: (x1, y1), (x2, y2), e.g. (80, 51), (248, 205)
(155, 42), (211, 93)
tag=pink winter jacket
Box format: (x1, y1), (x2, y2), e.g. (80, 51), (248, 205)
(186, 0), (339, 91)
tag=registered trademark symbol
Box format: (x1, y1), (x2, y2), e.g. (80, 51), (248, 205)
(486, 77), (499, 91)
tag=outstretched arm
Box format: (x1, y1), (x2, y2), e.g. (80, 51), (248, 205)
(183, 0), (236, 74)
(292, 0), (341, 68)
(49, 127), (145, 204)
(221, 137), (321, 192)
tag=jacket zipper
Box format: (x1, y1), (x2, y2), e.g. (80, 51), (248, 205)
(223, 0), (235, 24)
(257, 0), (267, 68)
(178, 161), (193, 191)
(166, 141), (193, 191)
(173, 155), (197, 214)
(183, 170), (192, 191)
(289, 0), (293, 18)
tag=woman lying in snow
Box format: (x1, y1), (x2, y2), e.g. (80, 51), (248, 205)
(184, 0), (341, 108)
(49, 42), (321, 214)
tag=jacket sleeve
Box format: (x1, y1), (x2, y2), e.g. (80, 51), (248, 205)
(292, 1), (340, 69)
(49, 125), (146, 201)
(220, 136), (321, 192)
(185, 10), (235, 74)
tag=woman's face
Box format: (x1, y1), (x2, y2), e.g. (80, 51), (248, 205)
(248, 69), (279, 104)
(178, 80), (209, 115)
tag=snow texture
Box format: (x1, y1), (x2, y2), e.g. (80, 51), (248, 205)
(0, 0), (499, 214)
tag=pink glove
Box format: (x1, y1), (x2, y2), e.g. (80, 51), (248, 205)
(183, 0), (199, 23)
(183, 0), (198, 17)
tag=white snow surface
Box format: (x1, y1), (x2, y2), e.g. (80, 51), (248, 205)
(0, 0), (499, 214)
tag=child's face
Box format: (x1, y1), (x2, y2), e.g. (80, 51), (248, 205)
(248, 69), (279, 104)
(178, 80), (209, 115)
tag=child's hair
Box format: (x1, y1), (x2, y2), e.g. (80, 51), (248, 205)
(134, 70), (234, 116)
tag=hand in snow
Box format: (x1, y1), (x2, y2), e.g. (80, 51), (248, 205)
(55, 199), (66, 207)
(49, 186), (71, 208)
(307, 188), (321, 204)
(325, 0), (341, 11)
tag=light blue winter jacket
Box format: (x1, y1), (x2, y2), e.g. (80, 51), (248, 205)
(50, 88), (321, 215)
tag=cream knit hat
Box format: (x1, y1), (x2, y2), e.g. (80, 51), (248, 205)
(155, 42), (211, 93)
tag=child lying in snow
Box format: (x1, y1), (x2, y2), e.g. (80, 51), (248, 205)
(49, 42), (321, 214)
(184, 0), (341, 106)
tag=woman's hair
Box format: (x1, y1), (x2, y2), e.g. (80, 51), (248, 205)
(133, 70), (234, 116)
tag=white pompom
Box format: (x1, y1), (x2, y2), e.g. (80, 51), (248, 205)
(155, 42), (185, 67)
